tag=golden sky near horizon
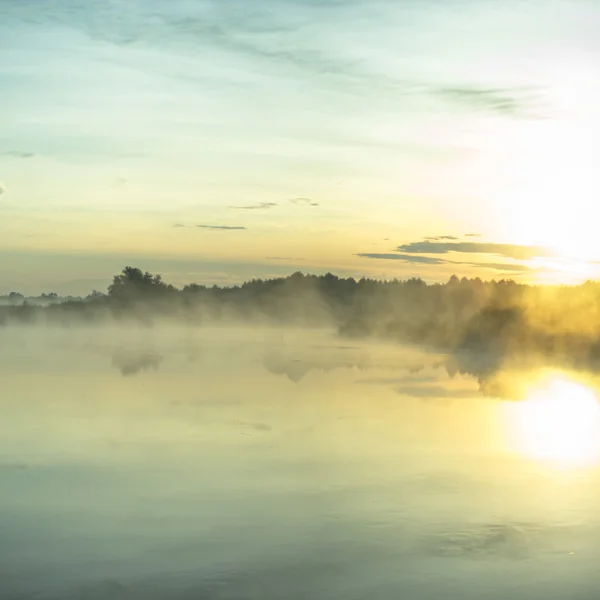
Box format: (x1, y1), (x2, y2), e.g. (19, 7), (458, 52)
(1, 0), (600, 294)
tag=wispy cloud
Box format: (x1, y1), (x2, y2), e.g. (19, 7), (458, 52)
(0, 183), (7, 195)
(357, 252), (533, 272)
(228, 202), (277, 210)
(290, 197), (319, 206)
(196, 224), (247, 230)
(424, 235), (458, 241)
(394, 384), (480, 399)
(63, 5), (547, 120)
(228, 198), (319, 210)
(434, 86), (544, 118)
(464, 233), (481, 237)
(172, 223), (186, 228)
(472, 262), (531, 273)
(397, 241), (553, 260)
(1, 150), (34, 158)
(357, 253), (446, 265)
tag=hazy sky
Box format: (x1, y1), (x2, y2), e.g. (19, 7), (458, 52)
(2, 0), (600, 294)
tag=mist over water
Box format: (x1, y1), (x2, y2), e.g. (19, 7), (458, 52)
(2, 324), (600, 599)
(4, 0), (600, 593)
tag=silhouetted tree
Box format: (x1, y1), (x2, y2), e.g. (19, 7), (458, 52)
(7, 292), (24, 305)
(85, 290), (106, 301)
(108, 266), (176, 304)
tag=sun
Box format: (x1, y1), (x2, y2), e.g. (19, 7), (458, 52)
(482, 94), (600, 266)
(506, 376), (600, 466)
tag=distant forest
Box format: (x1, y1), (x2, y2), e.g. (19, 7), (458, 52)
(3, 266), (600, 371)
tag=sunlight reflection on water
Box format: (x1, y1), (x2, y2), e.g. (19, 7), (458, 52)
(2, 327), (600, 599)
(500, 372), (600, 468)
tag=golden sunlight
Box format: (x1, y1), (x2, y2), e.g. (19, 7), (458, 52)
(485, 107), (600, 267)
(506, 376), (600, 466)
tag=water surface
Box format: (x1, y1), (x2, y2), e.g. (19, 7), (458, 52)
(2, 326), (600, 599)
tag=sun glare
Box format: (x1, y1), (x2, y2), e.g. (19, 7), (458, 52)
(507, 376), (600, 466)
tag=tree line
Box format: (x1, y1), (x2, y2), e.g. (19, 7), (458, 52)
(3, 266), (600, 367)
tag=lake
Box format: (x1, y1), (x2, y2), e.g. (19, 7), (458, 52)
(2, 325), (600, 599)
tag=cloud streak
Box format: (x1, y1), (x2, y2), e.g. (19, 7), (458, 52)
(357, 253), (446, 265)
(1, 150), (34, 158)
(228, 202), (278, 210)
(289, 197), (319, 207)
(397, 241), (554, 260)
(196, 224), (247, 230)
(468, 262), (531, 273)
(434, 86), (544, 118)
(357, 252), (533, 272)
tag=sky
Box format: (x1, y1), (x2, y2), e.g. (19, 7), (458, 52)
(1, 0), (600, 295)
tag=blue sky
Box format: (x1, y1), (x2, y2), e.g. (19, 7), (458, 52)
(2, 0), (600, 294)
